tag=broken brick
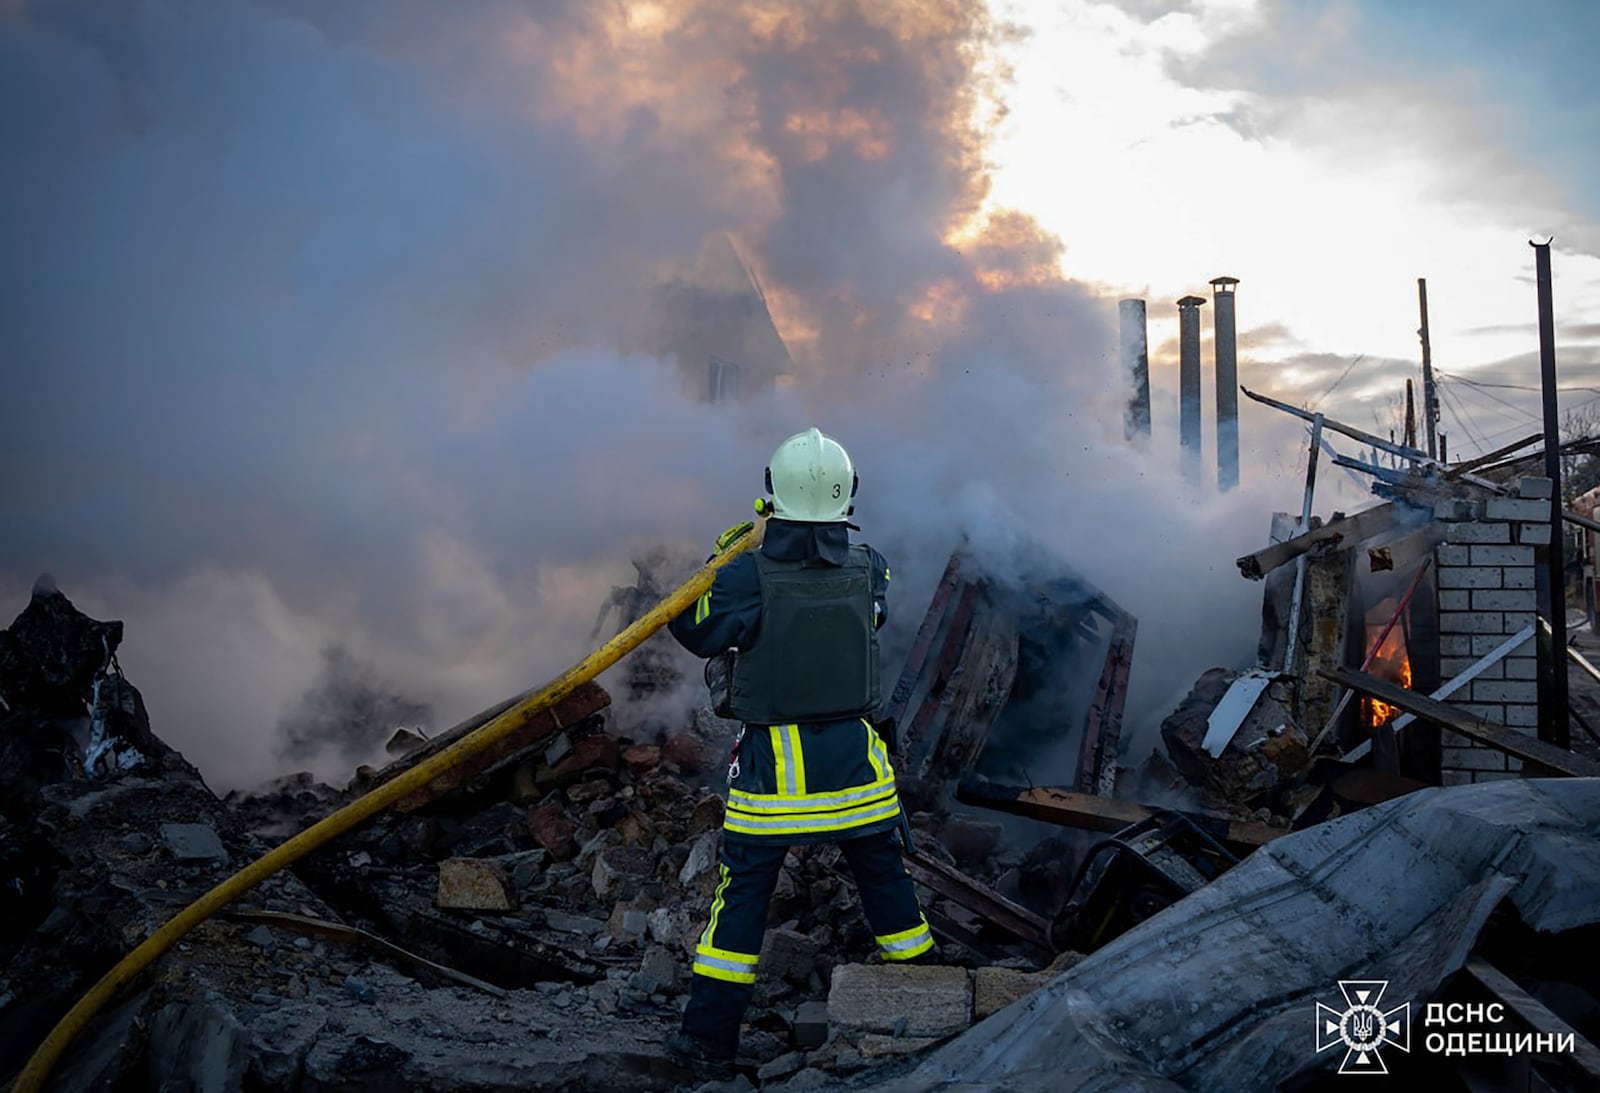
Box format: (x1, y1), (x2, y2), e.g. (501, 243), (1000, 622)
(436, 858), (514, 912)
(621, 744), (660, 776)
(525, 804), (576, 860)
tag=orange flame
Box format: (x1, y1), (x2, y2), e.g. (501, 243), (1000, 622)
(1362, 609), (1412, 728)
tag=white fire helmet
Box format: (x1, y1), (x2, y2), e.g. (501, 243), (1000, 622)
(765, 427), (858, 522)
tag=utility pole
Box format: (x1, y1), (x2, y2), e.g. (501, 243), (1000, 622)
(1532, 239), (1570, 749)
(1419, 278), (1439, 459)
(1404, 378), (1416, 451)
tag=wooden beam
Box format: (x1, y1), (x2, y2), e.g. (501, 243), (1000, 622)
(1445, 434), (1542, 477)
(1462, 957), (1600, 1086)
(956, 776), (1282, 848)
(1237, 502), (1400, 580)
(1319, 667), (1600, 778)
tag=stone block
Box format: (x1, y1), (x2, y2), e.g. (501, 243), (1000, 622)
(1518, 523), (1552, 546)
(1441, 747), (1506, 772)
(1472, 589), (1536, 611)
(1436, 544), (1471, 567)
(160, 823), (229, 864)
(1440, 635), (1474, 656)
(1445, 521), (1511, 544)
(762, 928), (822, 987)
(437, 858), (514, 911)
(1438, 590), (1470, 611)
(1473, 771), (1521, 782)
(591, 846), (655, 902)
(793, 1000), (830, 1049)
(827, 964), (973, 1039)
(1505, 757), (1524, 773)
(972, 967), (1051, 1021)
(1442, 770), (1473, 786)
(1472, 635), (1515, 656)
(1486, 497), (1550, 522)
(1439, 610), (1504, 634)
(1470, 545), (1535, 567)
(1473, 680), (1538, 704)
(1437, 567), (1503, 590)
(1503, 568), (1535, 589)
(1447, 702), (1503, 723)
(1515, 476), (1553, 500)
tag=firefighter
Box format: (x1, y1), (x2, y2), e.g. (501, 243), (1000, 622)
(665, 427), (935, 1077)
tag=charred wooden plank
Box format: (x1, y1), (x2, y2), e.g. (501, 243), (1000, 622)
(878, 552), (964, 734)
(365, 681), (610, 811)
(956, 775), (1282, 849)
(1236, 503), (1400, 580)
(223, 909), (508, 997)
(903, 849), (1052, 952)
(1320, 666), (1600, 778)
(1082, 611), (1137, 796)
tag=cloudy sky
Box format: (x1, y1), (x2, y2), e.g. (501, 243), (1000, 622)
(2, 0), (1595, 789)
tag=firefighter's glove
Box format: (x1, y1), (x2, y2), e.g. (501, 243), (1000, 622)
(712, 521), (756, 558)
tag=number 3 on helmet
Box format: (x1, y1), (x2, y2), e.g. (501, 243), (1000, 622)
(763, 427), (858, 522)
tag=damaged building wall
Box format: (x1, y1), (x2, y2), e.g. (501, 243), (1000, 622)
(1434, 481), (1549, 785)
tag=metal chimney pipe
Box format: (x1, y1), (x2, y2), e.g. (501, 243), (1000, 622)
(1211, 276), (1240, 491)
(1120, 299), (1151, 446)
(1177, 295), (1206, 483)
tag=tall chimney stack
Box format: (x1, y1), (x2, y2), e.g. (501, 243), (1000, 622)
(1210, 276), (1240, 491)
(1120, 299), (1151, 446)
(1177, 294), (1206, 483)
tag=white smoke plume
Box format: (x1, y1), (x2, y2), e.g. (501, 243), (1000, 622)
(0, 0), (1311, 790)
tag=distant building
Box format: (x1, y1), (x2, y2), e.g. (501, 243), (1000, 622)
(627, 233), (795, 404)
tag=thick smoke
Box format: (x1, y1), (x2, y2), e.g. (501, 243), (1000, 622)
(1, 0), (1301, 790)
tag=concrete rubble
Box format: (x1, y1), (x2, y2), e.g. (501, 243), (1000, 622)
(0, 580), (1097, 1091)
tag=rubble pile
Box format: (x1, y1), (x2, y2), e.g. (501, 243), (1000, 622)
(1, 582), (1078, 1092)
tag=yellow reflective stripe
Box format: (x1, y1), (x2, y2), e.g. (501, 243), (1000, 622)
(700, 863), (731, 948)
(693, 588), (712, 625)
(695, 943), (759, 965)
(876, 919), (932, 946)
(693, 959), (757, 984)
(729, 776), (897, 814)
(864, 720), (890, 782)
(885, 566), (891, 582)
(693, 942), (760, 984)
(724, 796), (901, 836)
(877, 917), (934, 960)
(772, 724), (800, 795)
(786, 724), (806, 795)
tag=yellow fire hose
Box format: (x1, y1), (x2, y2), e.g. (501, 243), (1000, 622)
(11, 518), (765, 1093)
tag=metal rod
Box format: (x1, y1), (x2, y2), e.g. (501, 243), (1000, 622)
(1282, 414), (1324, 676)
(1420, 278), (1438, 459)
(1533, 238), (1570, 749)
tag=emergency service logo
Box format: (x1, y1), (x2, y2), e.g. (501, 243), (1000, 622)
(1314, 980), (1411, 1074)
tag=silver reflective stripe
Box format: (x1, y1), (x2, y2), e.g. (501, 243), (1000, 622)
(880, 929), (932, 953)
(777, 726), (798, 795)
(695, 953), (757, 975)
(726, 799), (900, 832)
(729, 779), (896, 812)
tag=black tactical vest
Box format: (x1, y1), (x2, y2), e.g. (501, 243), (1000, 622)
(708, 545), (880, 725)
